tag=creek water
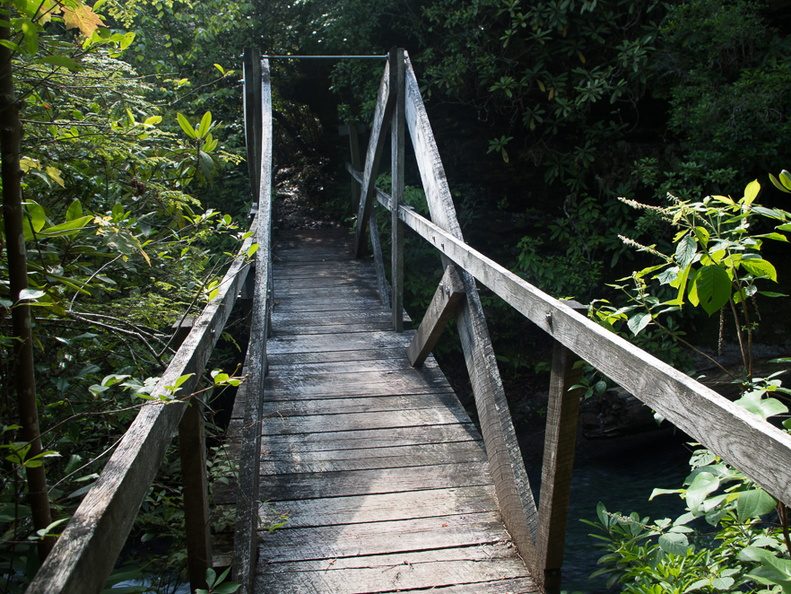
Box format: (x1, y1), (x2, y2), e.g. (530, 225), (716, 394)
(534, 428), (693, 593)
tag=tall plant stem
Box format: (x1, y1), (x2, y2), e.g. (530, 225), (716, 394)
(0, 19), (54, 560)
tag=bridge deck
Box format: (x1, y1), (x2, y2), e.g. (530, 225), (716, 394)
(248, 228), (537, 593)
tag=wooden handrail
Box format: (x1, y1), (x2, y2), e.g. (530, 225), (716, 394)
(26, 48), (274, 594)
(232, 49), (274, 594)
(349, 49), (791, 593)
(26, 220), (258, 594)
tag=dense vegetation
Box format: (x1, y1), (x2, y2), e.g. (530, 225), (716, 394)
(2, 0), (791, 591)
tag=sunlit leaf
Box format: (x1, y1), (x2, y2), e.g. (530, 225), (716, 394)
(62, 1), (106, 36)
(740, 258), (777, 281)
(177, 112), (196, 138)
(743, 179), (760, 207)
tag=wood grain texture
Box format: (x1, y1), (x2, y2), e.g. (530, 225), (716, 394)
(403, 53), (540, 572)
(247, 227), (536, 593)
(408, 264), (465, 367)
(232, 54), (274, 594)
(354, 60), (394, 257)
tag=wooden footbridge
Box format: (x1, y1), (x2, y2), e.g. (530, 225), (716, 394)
(26, 49), (791, 594)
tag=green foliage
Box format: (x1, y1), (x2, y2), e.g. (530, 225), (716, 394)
(588, 173), (791, 591)
(0, 1), (251, 588)
(195, 567), (239, 594)
(591, 178), (789, 371)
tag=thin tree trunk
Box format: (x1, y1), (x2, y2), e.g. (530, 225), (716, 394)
(0, 18), (55, 561)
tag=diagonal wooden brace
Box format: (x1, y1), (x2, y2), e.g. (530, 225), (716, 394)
(407, 265), (465, 367)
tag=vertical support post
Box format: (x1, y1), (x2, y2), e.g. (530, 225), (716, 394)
(390, 48), (405, 332)
(179, 398), (213, 592)
(348, 124), (362, 215)
(536, 303), (585, 593)
(243, 48), (262, 206)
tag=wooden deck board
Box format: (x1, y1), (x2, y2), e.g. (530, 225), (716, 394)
(239, 229), (536, 593)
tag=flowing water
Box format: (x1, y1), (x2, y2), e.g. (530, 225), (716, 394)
(548, 429), (692, 593)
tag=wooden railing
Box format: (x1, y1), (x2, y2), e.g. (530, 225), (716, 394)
(25, 49), (274, 594)
(349, 48), (791, 593)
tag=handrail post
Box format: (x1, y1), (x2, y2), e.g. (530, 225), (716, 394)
(179, 396), (212, 592)
(347, 123), (362, 214)
(390, 47), (405, 331)
(536, 302), (586, 593)
(243, 48), (262, 206)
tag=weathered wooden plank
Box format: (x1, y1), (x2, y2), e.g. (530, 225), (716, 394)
(274, 276), (379, 291)
(258, 444), (487, 475)
(262, 391), (462, 417)
(255, 547), (530, 593)
(393, 577), (540, 593)
(26, 217), (257, 594)
(259, 541), (518, 570)
(260, 407), (469, 436)
(354, 59), (394, 257)
(260, 444), (486, 475)
(537, 340), (583, 593)
(272, 320), (395, 336)
(267, 355), (439, 374)
(179, 399), (212, 592)
(259, 462), (493, 501)
(267, 347), (409, 366)
(273, 275), (378, 291)
(273, 292), (382, 307)
(266, 331), (411, 354)
(258, 424), (482, 453)
(408, 265), (465, 367)
(257, 512), (511, 563)
(391, 47), (406, 331)
(264, 369), (451, 398)
(403, 53), (540, 569)
(271, 308), (391, 326)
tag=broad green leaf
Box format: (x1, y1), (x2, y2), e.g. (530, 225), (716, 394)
(65, 199), (82, 221)
(689, 266), (731, 315)
(674, 234), (697, 268)
(197, 111), (212, 138)
(38, 215), (93, 237)
(658, 531), (690, 556)
(143, 115), (162, 126)
(734, 389), (788, 420)
(685, 471), (719, 512)
(18, 288), (46, 301)
(755, 232), (788, 242)
(770, 172), (788, 193)
(23, 200), (47, 240)
(711, 194), (734, 205)
(177, 112), (197, 138)
(649, 487), (683, 500)
(33, 54), (81, 70)
(740, 258), (777, 281)
(740, 546), (791, 592)
(737, 488), (776, 522)
(781, 169), (791, 190)
(45, 165), (65, 187)
(626, 311), (651, 335)
(693, 226), (709, 247)
(743, 179), (760, 206)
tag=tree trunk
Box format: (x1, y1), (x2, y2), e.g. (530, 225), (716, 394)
(0, 19), (55, 561)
